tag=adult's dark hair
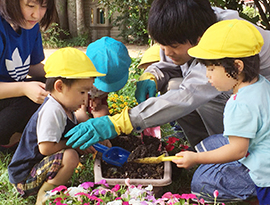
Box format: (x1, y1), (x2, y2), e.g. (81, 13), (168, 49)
(148, 0), (217, 46)
(46, 77), (78, 92)
(199, 54), (260, 82)
(0, 0), (56, 30)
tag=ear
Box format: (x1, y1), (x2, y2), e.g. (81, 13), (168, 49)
(54, 79), (64, 93)
(196, 37), (201, 45)
(234, 59), (244, 73)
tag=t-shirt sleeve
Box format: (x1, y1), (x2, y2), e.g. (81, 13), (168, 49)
(30, 25), (44, 65)
(37, 102), (67, 143)
(223, 100), (257, 139)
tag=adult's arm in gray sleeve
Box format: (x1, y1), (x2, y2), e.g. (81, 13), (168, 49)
(129, 60), (221, 132)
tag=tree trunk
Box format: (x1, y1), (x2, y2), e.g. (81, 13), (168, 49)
(76, 0), (88, 36)
(55, 0), (68, 30)
(67, 0), (77, 37)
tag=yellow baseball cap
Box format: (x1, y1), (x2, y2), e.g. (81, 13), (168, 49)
(45, 47), (106, 78)
(138, 44), (160, 68)
(188, 19), (264, 59)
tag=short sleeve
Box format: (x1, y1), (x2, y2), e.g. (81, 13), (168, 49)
(37, 101), (67, 143)
(224, 100), (257, 139)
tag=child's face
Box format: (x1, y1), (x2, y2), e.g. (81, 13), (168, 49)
(60, 78), (94, 113)
(20, 0), (47, 29)
(206, 65), (238, 92)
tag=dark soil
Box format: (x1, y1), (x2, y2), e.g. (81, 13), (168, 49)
(100, 135), (167, 179)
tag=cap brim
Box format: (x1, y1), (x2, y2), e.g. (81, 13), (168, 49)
(188, 46), (226, 60)
(94, 71), (129, 92)
(46, 71), (106, 78)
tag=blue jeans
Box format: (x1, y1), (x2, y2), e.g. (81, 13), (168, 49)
(191, 134), (257, 202)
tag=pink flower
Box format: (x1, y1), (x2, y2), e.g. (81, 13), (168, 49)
(111, 184), (120, 192)
(56, 202), (68, 205)
(181, 193), (197, 200)
(161, 192), (173, 199)
(52, 185), (67, 193)
(53, 197), (63, 202)
(123, 202), (129, 205)
(213, 190), (219, 198)
(199, 198), (205, 204)
(75, 192), (91, 198)
(80, 182), (95, 189)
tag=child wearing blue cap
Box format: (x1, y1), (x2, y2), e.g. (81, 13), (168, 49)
(172, 19), (269, 204)
(75, 37), (131, 121)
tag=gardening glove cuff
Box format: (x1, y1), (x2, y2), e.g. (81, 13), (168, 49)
(108, 107), (133, 135)
(65, 116), (118, 150)
(135, 72), (157, 104)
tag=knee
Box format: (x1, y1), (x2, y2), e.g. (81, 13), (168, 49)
(63, 149), (80, 169)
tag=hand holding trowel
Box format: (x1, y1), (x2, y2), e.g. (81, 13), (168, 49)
(130, 153), (182, 164)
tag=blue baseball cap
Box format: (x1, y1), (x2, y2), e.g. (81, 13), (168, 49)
(86, 37), (131, 92)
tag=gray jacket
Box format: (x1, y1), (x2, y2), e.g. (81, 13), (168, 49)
(129, 7), (270, 132)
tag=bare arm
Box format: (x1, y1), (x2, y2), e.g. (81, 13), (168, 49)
(173, 136), (249, 169)
(38, 140), (69, 156)
(28, 63), (46, 77)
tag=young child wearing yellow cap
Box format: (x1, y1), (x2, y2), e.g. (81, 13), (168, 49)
(138, 44), (161, 70)
(8, 47), (105, 205)
(172, 19), (269, 203)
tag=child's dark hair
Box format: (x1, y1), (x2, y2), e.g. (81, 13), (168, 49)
(148, 0), (217, 46)
(45, 77), (78, 92)
(0, 0), (56, 30)
(199, 54), (260, 82)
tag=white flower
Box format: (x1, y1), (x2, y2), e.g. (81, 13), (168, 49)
(65, 186), (88, 197)
(145, 184), (153, 191)
(129, 198), (142, 205)
(107, 200), (123, 205)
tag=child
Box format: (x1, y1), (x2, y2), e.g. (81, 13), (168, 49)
(0, 0), (56, 151)
(74, 37), (131, 153)
(75, 36), (131, 121)
(173, 19), (269, 204)
(8, 47), (105, 205)
(137, 44), (160, 70)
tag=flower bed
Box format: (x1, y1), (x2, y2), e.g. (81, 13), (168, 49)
(44, 179), (223, 205)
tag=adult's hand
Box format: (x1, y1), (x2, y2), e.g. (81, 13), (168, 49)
(65, 107), (133, 150)
(135, 79), (156, 103)
(135, 72), (157, 104)
(23, 81), (49, 104)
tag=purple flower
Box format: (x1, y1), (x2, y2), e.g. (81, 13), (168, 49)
(80, 182), (95, 189)
(96, 179), (109, 187)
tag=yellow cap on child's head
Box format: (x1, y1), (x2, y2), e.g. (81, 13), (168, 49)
(138, 44), (160, 68)
(188, 19), (264, 59)
(45, 47), (106, 78)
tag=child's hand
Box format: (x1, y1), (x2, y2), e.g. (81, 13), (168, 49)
(172, 151), (198, 169)
(75, 105), (90, 123)
(89, 97), (103, 111)
(75, 146), (96, 155)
